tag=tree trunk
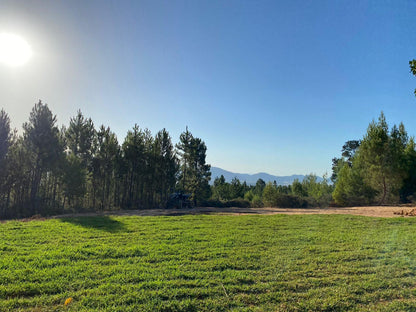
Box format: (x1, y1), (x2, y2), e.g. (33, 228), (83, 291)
(380, 176), (387, 205)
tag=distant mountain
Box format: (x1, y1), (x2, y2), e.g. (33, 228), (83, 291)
(210, 166), (322, 186)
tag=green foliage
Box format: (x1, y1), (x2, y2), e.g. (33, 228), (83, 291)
(92, 125), (120, 211)
(331, 140), (360, 183)
(0, 104), (194, 218)
(211, 176), (268, 208)
(66, 110), (95, 165)
(410, 59), (416, 96)
(356, 113), (407, 204)
(333, 113), (416, 206)
(262, 182), (278, 206)
(229, 177), (244, 199)
(250, 194), (263, 207)
(62, 153), (87, 207)
(243, 189), (254, 201)
(212, 175), (229, 200)
(262, 182), (311, 208)
(0, 110), (12, 218)
(22, 101), (65, 214)
(254, 176), (333, 208)
(332, 164), (376, 206)
(301, 174), (333, 207)
(152, 128), (178, 207)
(3, 214), (416, 311)
(176, 128), (211, 205)
(292, 179), (307, 197)
(253, 178), (266, 196)
(400, 137), (416, 202)
(202, 198), (251, 208)
(0, 109), (11, 162)
(23, 101), (64, 172)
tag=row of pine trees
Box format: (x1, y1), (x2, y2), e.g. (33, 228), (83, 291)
(0, 101), (211, 219)
(2, 102), (416, 219)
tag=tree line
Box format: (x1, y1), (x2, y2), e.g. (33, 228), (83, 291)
(331, 60), (416, 206)
(0, 101), (211, 219)
(2, 103), (416, 218)
(1, 60), (415, 218)
(332, 112), (416, 206)
(209, 174), (333, 208)
(209, 112), (416, 209)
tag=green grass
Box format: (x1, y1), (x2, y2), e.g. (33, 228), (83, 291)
(2, 214), (416, 311)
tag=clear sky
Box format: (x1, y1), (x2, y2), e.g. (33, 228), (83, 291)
(0, 0), (415, 176)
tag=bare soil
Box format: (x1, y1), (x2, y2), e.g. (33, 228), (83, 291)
(47, 205), (416, 219)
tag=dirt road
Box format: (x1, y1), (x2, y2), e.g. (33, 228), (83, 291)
(50, 206), (415, 219)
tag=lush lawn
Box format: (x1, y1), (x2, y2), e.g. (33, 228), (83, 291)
(1, 214), (416, 311)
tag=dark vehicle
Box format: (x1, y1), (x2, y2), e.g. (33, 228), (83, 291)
(167, 192), (192, 209)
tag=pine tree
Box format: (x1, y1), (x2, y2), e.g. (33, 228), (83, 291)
(153, 128), (178, 207)
(121, 124), (147, 208)
(92, 125), (120, 210)
(176, 128), (211, 205)
(358, 112), (407, 204)
(0, 109), (12, 217)
(23, 101), (64, 214)
(66, 110), (95, 166)
(63, 110), (95, 208)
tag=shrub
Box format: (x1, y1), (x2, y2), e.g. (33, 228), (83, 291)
(274, 194), (308, 208)
(251, 195), (263, 208)
(201, 198), (251, 208)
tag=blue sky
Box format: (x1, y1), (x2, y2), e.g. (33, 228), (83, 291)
(0, 0), (415, 176)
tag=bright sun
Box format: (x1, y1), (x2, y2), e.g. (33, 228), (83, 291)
(0, 33), (32, 67)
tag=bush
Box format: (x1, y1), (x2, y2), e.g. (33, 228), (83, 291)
(244, 190), (254, 202)
(251, 195), (263, 207)
(274, 194), (308, 208)
(224, 198), (251, 208)
(201, 198), (251, 208)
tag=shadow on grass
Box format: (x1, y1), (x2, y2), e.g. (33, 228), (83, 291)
(59, 216), (127, 233)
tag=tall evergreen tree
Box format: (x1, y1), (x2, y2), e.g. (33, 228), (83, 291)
(400, 137), (416, 202)
(153, 128), (178, 207)
(63, 111), (96, 208)
(23, 101), (64, 214)
(176, 127), (193, 191)
(331, 140), (361, 183)
(333, 112), (410, 206)
(253, 178), (266, 197)
(121, 124), (147, 208)
(92, 125), (120, 210)
(0, 109), (11, 162)
(229, 177), (244, 199)
(212, 175), (229, 200)
(66, 110), (95, 166)
(0, 109), (12, 217)
(292, 179), (307, 197)
(176, 128), (211, 205)
(358, 113), (407, 204)
(332, 162), (376, 206)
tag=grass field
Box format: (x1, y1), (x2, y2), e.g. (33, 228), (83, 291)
(2, 214), (416, 311)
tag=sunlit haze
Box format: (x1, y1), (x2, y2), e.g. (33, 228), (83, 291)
(0, 33), (32, 66)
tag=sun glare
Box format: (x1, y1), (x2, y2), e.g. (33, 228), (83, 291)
(0, 33), (32, 67)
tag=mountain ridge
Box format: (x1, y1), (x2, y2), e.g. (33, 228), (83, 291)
(210, 166), (322, 186)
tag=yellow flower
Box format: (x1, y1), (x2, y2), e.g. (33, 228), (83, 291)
(64, 297), (73, 306)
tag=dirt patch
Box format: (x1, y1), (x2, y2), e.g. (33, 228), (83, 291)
(3, 206), (415, 222)
(45, 205), (416, 219)
(394, 208), (416, 216)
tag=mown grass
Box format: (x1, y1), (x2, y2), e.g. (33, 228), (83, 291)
(2, 214), (416, 311)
